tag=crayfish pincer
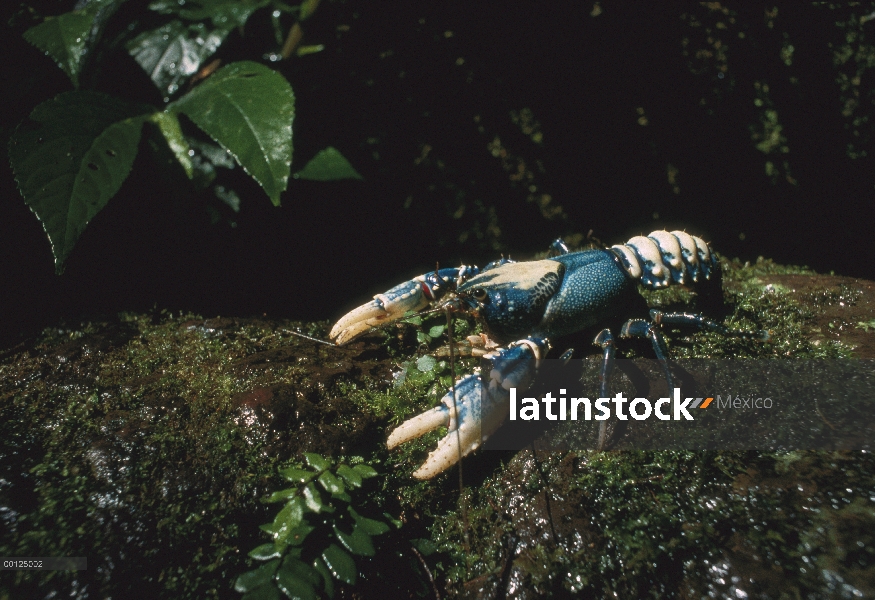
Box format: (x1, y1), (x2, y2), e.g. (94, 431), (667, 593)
(330, 231), (767, 479)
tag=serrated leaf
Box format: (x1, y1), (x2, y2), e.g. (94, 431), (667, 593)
(249, 543), (282, 561)
(321, 544), (357, 585)
(312, 558), (335, 598)
(348, 507), (390, 536)
(416, 355), (437, 372)
(335, 465), (362, 488)
(149, 0), (269, 28)
(127, 21), (228, 97)
(235, 558), (280, 593)
(170, 61), (294, 205)
(302, 453), (330, 471)
(23, 7), (95, 88)
(428, 325), (446, 338)
(279, 467), (313, 483)
(351, 464), (378, 479)
(294, 147), (362, 182)
(151, 111), (193, 178)
(317, 471), (344, 495)
(8, 91), (151, 273)
(334, 524), (375, 557)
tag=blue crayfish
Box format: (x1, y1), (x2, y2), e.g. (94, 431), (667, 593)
(330, 231), (767, 479)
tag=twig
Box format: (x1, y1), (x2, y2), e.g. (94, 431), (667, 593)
(445, 306), (471, 567)
(409, 543), (441, 600)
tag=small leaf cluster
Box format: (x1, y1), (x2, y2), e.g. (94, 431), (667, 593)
(10, 0), (361, 272)
(235, 453), (394, 599)
(400, 310), (473, 347)
(399, 311), (449, 346)
(394, 356), (454, 392)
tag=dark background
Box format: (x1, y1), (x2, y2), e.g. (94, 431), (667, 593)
(2, 2), (873, 347)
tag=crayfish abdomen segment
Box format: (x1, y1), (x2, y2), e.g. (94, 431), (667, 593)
(611, 230), (717, 289)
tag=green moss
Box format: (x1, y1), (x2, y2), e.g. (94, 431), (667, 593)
(0, 313), (386, 598)
(424, 258), (873, 597)
(430, 449), (875, 597)
(2, 257), (873, 598)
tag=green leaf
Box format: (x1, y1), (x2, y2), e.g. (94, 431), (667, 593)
(284, 523), (315, 546)
(428, 325), (446, 338)
(294, 147), (362, 182)
(401, 312), (423, 326)
(416, 355), (437, 372)
(276, 559), (318, 600)
(317, 471), (345, 496)
(23, 7), (95, 88)
(261, 497), (304, 543)
(235, 558), (280, 592)
(334, 524), (375, 557)
(335, 465), (362, 488)
(151, 111), (193, 178)
(149, 0), (269, 28)
(348, 507), (390, 536)
(249, 543), (282, 561)
(242, 583), (281, 600)
(410, 538), (437, 556)
(170, 61), (294, 205)
(281, 556), (322, 587)
(383, 512), (403, 529)
(416, 331), (430, 345)
(299, 0), (320, 21)
(279, 467), (313, 484)
(302, 482), (326, 513)
(127, 21), (228, 97)
(8, 91), (151, 273)
(312, 558), (335, 598)
(266, 487), (298, 503)
(351, 464), (378, 479)
(296, 44), (325, 57)
(321, 544), (357, 585)
(302, 453), (330, 471)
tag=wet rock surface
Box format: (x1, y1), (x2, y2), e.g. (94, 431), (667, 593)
(428, 270), (875, 599)
(0, 314), (400, 599)
(1, 268), (874, 599)
(759, 274), (875, 359)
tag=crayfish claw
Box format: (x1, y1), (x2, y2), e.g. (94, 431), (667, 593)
(330, 279), (431, 345)
(386, 405), (449, 449)
(386, 373), (492, 479)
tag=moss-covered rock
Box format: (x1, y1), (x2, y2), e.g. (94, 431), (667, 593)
(2, 258), (874, 598)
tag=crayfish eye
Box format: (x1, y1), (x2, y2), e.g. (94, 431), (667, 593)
(472, 288), (488, 302)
